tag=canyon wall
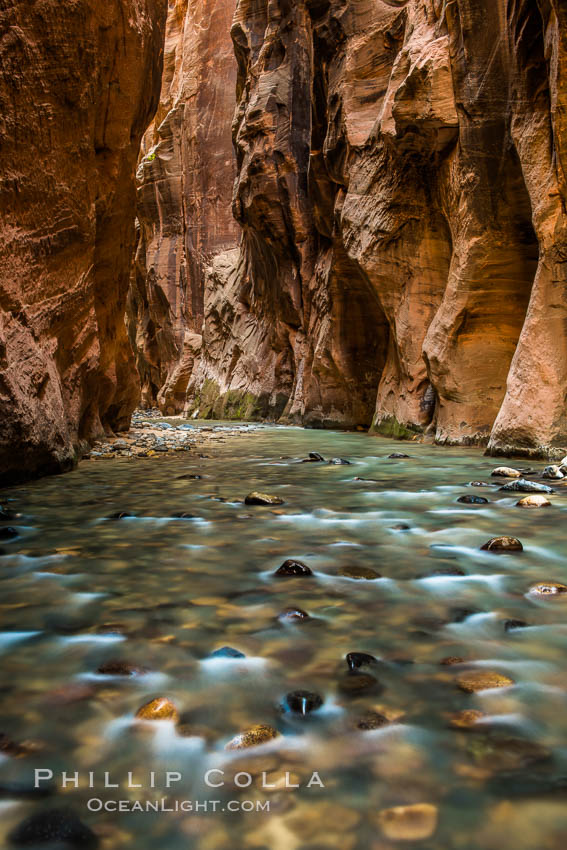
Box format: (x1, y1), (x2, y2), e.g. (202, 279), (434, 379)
(128, 0), (240, 413)
(0, 0), (167, 483)
(133, 0), (567, 455)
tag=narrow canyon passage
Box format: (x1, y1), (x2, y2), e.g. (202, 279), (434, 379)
(1, 0), (567, 848)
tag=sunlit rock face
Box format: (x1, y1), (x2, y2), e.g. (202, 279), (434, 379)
(179, 0), (567, 452)
(0, 0), (167, 483)
(128, 0), (240, 414)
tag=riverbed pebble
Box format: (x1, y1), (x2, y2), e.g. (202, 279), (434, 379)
(491, 467), (522, 478)
(516, 494), (551, 508)
(245, 492), (285, 506)
(543, 465), (564, 479)
(226, 724), (279, 750)
(135, 697), (179, 721)
(480, 536), (523, 553)
(457, 495), (489, 504)
(274, 559), (313, 577)
(338, 565), (381, 580)
(456, 670), (515, 693)
(284, 690), (323, 715)
(377, 803), (438, 842)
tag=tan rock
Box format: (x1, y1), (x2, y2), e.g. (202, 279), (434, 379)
(516, 495), (551, 508)
(491, 467), (522, 478)
(480, 537), (523, 553)
(377, 803), (438, 842)
(456, 671), (515, 693)
(448, 709), (486, 730)
(225, 724), (279, 750)
(135, 697), (179, 722)
(528, 582), (567, 599)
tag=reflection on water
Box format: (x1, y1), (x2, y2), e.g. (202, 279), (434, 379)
(2, 424), (567, 848)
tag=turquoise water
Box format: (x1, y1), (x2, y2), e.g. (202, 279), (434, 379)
(1, 424), (567, 849)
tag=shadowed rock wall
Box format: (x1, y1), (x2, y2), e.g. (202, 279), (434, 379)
(0, 0), (168, 483)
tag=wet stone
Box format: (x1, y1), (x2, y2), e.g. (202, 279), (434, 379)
(135, 697), (179, 721)
(308, 452), (325, 462)
(210, 646), (246, 659)
(346, 652), (377, 671)
(8, 807), (98, 848)
(516, 494), (551, 508)
(390, 523), (411, 531)
(171, 512), (199, 518)
(245, 492), (285, 506)
(457, 495), (489, 505)
(353, 710), (390, 730)
(96, 660), (147, 676)
(491, 467), (522, 478)
(274, 559), (313, 577)
(377, 803), (438, 842)
(338, 565), (381, 580)
(500, 478), (554, 494)
(440, 656), (465, 666)
(337, 672), (382, 697)
(278, 607), (310, 623)
(528, 582), (567, 599)
(329, 457), (351, 465)
(426, 566), (466, 577)
(448, 709), (485, 730)
(107, 511), (134, 520)
(283, 690), (323, 715)
(480, 536), (523, 553)
(0, 526), (19, 540)
(468, 481), (492, 487)
(389, 453), (410, 459)
(543, 465), (564, 479)
(226, 724), (279, 750)
(457, 670), (515, 693)
(503, 619), (528, 632)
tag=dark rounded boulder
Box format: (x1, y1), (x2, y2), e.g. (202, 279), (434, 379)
(0, 526), (19, 540)
(274, 559), (313, 577)
(346, 652), (377, 671)
(457, 495), (489, 505)
(283, 690), (323, 715)
(210, 646), (246, 659)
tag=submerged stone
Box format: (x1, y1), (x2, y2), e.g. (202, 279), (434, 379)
(338, 565), (381, 580)
(377, 803), (438, 842)
(457, 495), (489, 505)
(274, 559), (313, 577)
(468, 481), (492, 487)
(329, 457), (351, 465)
(226, 724), (279, 750)
(284, 690), (323, 715)
(354, 711), (390, 730)
(390, 523), (411, 531)
(244, 492), (285, 506)
(346, 652), (377, 671)
(0, 526), (18, 540)
(135, 697), (179, 722)
(96, 660), (147, 676)
(210, 646), (246, 659)
(503, 619), (528, 632)
(480, 536), (523, 553)
(528, 582), (567, 599)
(107, 511), (134, 520)
(171, 512), (199, 518)
(388, 452), (410, 459)
(278, 607), (310, 623)
(338, 672), (382, 697)
(457, 670), (515, 693)
(8, 807), (98, 848)
(448, 709), (486, 730)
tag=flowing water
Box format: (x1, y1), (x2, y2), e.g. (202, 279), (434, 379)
(2, 424), (567, 849)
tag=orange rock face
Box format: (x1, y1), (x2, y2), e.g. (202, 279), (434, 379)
(0, 0), (167, 483)
(141, 0), (567, 452)
(128, 0), (240, 413)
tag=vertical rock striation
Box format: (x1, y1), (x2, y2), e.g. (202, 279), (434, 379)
(128, 0), (240, 413)
(0, 0), (167, 483)
(181, 0), (567, 454)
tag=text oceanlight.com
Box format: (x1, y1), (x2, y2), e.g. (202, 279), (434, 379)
(87, 799), (271, 813)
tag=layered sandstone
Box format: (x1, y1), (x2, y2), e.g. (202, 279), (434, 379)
(128, 0), (240, 413)
(0, 0), (167, 483)
(179, 0), (567, 454)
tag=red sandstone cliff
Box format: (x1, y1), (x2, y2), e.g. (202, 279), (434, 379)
(0, 0), (167, 483)
(178, 0), (567, 456)
(128, 0), (240, 414)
